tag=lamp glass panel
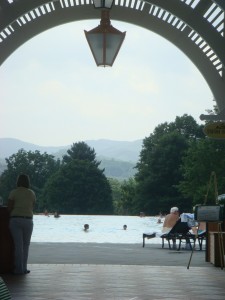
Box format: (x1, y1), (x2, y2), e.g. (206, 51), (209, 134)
(93, 0), (102, 8)
(105, 33), (125, 65)
(85, 30), (125, 66)
(93, 0), (113, 8)
(87, 33), (104, 65)
(104, 0), (114, 8)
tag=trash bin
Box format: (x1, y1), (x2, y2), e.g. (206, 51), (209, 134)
(0, 207), (14, 274)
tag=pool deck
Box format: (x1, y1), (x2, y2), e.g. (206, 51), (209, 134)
(29, 242), (207, 266)
(2, 243), (225, 299)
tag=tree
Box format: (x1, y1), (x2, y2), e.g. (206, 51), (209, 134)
(40, 142), (113, 214)
(41, 159), (113, 214)
(63, 141), (100, 167)
(0, 149), (60, 208)
(169, 115), (205, 139)
(135, 115), (202, 215)
(117, 178), (137, 215)
(178, 138), (225, 205)
(108, 178), (122, 214)
(135, 132), (189, 214)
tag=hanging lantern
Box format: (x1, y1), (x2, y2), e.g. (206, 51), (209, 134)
(84, 10), (126, 67)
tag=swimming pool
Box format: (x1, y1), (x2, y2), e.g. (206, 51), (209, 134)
(31, 214), (163, 244)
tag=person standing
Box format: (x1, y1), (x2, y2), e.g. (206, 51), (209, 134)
(7, 174), (36, 275)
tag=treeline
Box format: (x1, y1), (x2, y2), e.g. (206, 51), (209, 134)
(132, 114), (225, 215)
(0, 142), (113, 214)
(1, 114), (225, 215)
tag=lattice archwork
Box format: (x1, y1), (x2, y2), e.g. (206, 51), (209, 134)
(0, 0), (224, 112)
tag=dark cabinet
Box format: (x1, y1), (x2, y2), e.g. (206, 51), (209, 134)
(0, 207), (14, 273)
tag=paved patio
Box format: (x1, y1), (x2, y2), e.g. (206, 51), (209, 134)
(1, 243), (225, 299)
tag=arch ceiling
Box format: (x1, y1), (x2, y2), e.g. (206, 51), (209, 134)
(0, 0), (224, 119)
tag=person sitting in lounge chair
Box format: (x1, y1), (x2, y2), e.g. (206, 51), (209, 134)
(162, 207), (180, 233)
(161, 207), (180, 249)
(145, 207), (180, 236)
(180, 212), (206, 235)
(191, 221), (206, 235)
(143, 207), (180, 249)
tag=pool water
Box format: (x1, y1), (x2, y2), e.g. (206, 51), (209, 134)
(32, 215), (163, 244)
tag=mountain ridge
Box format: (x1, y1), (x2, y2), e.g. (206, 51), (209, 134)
(0, 137), (142, 162)
(0, 138), (143, 179)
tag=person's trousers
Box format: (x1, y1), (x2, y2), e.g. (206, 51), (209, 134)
(9, 218), (33, 274)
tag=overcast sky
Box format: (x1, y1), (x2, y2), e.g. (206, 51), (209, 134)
(0, 20), (213, 147)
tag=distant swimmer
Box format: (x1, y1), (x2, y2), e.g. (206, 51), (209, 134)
(123, 225), (127, 230)
(84, 224), (89, 231)
(44, 209), (49, 217)
(157, 218), (162, 224)
(54, 211), (60, 218)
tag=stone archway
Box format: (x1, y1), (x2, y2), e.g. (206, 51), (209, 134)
(0, 0), (224, 115)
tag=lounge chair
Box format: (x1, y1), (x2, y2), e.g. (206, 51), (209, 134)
(142, 232), (157, 247)
(143, 218), (191, 249)
(176, 214), (206, 250)
(176, 230), (206, 251)
(197, 230), (206, 250)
